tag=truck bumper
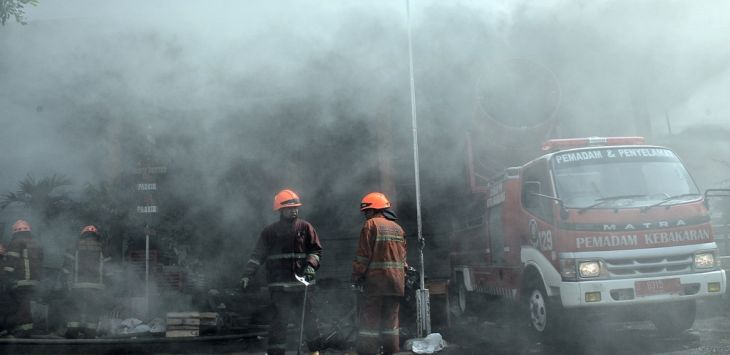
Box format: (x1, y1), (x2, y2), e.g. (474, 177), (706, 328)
(559, 270), (726, 308)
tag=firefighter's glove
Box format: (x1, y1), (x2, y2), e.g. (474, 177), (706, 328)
(239, 277), (249, 290)
(303, 265), (316, 282)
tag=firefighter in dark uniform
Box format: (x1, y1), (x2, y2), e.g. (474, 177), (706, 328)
(240, 189), (323, 355)
(1, 220), (43, 337)
(62, 225), (109, 338)
(0, 242), (10, 334)
(352, 192), (407, 355)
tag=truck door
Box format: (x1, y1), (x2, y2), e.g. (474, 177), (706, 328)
(485, 178), (506, 265)
(707, 193), (730, 261)
(488, 202), (504, 265)
(521, 159), (557, 258)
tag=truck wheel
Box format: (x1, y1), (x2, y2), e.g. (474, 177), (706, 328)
(524, 279), (560, 336)
(651, 300), (696, 336)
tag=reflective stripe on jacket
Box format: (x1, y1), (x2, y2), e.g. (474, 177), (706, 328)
(352, 216), (407, 296)
(2, 235), (43, 289)
(63, 237), (107, 289)
(242, 218), (323, 290)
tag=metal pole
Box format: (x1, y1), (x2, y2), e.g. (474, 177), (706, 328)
(145, 226), (150, 319)
(406, 0), (431, 337)
(665, 110), (673, 135)
(297, 285), (308, 355)
(295, 275), (310, 355)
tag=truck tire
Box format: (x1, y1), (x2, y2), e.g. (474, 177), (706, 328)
(651, 300), (696, 336)
(524, 278), (561, 337)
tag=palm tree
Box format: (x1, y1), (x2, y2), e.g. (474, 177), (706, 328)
(1, 174), (73, 222)
(0, 0), (39, 26)
(73, 177), (133, 233)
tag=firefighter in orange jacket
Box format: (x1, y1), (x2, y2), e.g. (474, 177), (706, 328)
(352, 192), (407, 355)
(240, 189), (323, 355)
(62, 225), (109, 338)
(1, 220), (43, 337)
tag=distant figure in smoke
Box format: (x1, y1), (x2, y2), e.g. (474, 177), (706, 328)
(62, 225), (110, 338)
(0, 241), (9, 334)
(351, 192), (407, 355)
(240, 189), (324, 355)
(0, 220), (43, 338)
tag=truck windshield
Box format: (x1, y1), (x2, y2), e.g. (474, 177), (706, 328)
(551, 147), (700, 209)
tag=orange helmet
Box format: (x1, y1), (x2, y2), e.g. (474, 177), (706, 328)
(81, 225), (99, 236)
(273, 189), (302, 211)
(360, 192), (391, 211)
(12, 220), (32, 235)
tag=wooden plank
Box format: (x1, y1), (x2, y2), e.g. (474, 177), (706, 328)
(167, 318), (201, 326)
(167, 312), (200, 318)
(165, 330), (199, 338)
(167, 325), (200, 331)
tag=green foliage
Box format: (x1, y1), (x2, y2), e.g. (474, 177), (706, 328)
(73, 173), (222, 267)
(1, 174), (72, 222)
(2, 171), (223, 271)
(0, 0), (39, 26)
(72, 177), (134, 236)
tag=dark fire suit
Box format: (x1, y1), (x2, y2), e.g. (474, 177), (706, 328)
(62, 235), (109, 338)
(0, 244), (11, 333)
(352, 215), (407, 355)
(1, 233), (43, 336)
(241, 217), (323, 355)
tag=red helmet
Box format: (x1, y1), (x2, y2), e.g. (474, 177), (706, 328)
(273, 189), (303, 211)
(360, 192), (391, 211)
(12, 220), (32, 235)
(80, 225), (99, 236)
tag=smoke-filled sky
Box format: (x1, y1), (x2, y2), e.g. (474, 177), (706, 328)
(1, 0), (730, 279)
(2, 0), (729, 187)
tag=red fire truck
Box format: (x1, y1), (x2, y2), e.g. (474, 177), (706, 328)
(449, 136), (726, 336)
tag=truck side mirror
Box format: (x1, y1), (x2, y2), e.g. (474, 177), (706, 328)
(705, 189), (730, 209)
(523, 181), (541, 209)
(558, 200), (569, 221)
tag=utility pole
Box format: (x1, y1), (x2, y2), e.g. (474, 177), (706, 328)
(665, 110), (673, 135)
(406, 0), (431, 337)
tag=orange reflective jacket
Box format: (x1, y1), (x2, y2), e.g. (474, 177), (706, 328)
(352, 216), (407, 296)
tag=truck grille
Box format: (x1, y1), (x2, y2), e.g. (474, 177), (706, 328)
(604, 253), (693, 279)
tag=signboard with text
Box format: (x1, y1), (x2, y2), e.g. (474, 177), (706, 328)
(135, 160), (167, 222)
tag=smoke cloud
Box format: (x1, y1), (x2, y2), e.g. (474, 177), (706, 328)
(0, 0), (729, 302)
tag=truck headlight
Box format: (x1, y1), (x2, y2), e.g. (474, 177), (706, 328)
(579, 261), (601, 278)
(694, 252), (716, 269)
